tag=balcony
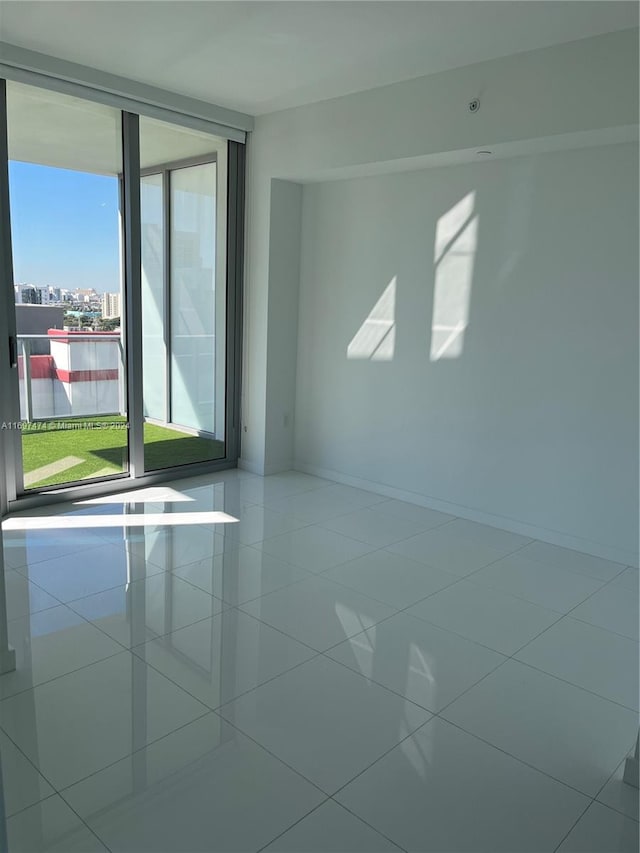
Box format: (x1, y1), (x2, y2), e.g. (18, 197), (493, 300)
(16, 332), (224, 489)
(18, 330), (124, 422)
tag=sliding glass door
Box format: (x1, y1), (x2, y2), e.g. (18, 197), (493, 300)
(140, 118), (227, 472)
(4, 81), (127, 491)
(0, 77), (243, 506)
(170, 163), (220, 443)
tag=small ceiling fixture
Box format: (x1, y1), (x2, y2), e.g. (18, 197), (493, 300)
(477, 150), (492, 156)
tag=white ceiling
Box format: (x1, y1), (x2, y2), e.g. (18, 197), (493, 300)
(6, 82), (223, 174)
(1, 1), (637, 116)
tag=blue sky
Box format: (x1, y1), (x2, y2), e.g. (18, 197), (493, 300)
(9, 161), (121, 293)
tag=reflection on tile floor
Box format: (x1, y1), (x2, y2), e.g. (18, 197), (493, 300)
(0, 469), (637, 852)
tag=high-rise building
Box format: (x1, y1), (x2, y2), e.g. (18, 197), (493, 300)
(14, 283), (41, 304)
(101, 291), (121, 319)
(33, 285), (57, 304)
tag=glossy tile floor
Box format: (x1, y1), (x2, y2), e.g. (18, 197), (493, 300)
(0, 469), (638, 852)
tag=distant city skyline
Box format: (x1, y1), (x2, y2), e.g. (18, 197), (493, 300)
(9, 161), (121, 293)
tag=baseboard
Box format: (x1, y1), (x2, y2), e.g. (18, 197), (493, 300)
(238, 457), (264, 475)
(294, 461), (638, 568)
(238, 457), (296, 476)
(0, 647), (16, 675)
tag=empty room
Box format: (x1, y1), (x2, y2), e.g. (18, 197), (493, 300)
(0, 2), (638, 851)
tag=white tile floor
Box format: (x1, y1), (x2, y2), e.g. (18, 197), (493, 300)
(0, 469), (637, 852)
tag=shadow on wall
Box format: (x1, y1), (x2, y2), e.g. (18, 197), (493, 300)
(346, 191), (478, 362)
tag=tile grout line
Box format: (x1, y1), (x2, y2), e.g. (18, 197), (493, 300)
(552, 797), (597, 853)
(256, 796), (408, 853)
(433, 713), (623, 802)
(253, 797), (333, 853)
(82, 603), (233, 655)
(321, 716), (607, 853)
(52, 705), (214, 803)
(1, 601), (246, 706)
(552, 562), (639, 642)
(510, 655), (639, 714)
(414, 561), (638, 713)
(133, 625), (326, 714)
(230, 527), (537, 658)
(0, 644), (129, 705)
(325, 643), (634, 805)
(209, 635), (600, 850)
(209, 604), (324, 655)
(3, 583), (325, 719)
(251, 506), (454, 549)
(170, 558), (320, 606)
(586, 796), (640, 825)
(590, 756), (640, 823)
(396, 534), (636, 672)
(5, 542), (101, 577)
(322, 799), (409, 853)
(57, 794), (117, 853)
(3, 790), (58, 823)
(117, 631), (435, 850)
(239, 535), (540, 662)
(7, 787), (116, 853)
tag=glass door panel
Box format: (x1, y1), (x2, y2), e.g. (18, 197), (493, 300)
(5, 81), (127, 491)
(140, 117), (226, 472)
(170, 162), (217, 434)
(141, 173), (166, 421)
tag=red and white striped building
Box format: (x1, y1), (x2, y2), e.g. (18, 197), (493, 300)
(18, 330), (123, 420)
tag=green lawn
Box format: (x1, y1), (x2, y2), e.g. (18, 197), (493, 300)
(22, 416), (225, 489)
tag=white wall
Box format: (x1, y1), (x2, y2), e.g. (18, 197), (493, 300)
(264, 180), (303, 472)
(294, 144), (639, 564)
(242, 29), (638, 477)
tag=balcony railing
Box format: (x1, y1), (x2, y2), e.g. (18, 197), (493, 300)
(17, 331), (125, 422)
